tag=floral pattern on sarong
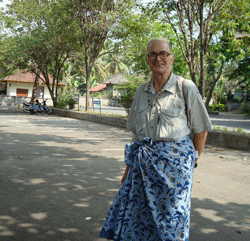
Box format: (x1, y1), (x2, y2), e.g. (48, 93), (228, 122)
(100, 136), (195, 241)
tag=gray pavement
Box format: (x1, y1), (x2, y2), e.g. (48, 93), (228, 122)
(0, 109), (250, 241)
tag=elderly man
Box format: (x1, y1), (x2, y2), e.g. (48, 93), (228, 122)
(100, 38), (212, 241)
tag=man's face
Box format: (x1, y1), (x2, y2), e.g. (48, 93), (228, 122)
(146, 40), (174, 75)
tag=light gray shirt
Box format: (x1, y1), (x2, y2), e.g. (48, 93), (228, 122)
(127, 73), (213, 142)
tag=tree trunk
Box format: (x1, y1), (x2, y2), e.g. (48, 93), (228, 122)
(85, 69), (90, 111)
(85, 54), (93, 111)
(31, 70), (40, 104)
(85, 55), (90, 111)
(42, 73), (57, 107)
(205, 60), (224, 109)
(199, 0), (205, 97)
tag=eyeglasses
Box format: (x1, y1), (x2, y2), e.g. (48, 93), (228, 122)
(147, 51), (171, 60)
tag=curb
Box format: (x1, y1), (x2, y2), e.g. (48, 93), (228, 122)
(52, 108), (250, 151)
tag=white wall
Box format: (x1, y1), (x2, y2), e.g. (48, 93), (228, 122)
(6, 81), (51, 99)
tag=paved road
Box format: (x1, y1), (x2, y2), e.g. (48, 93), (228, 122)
(87, 106), (250, 133)
(0, 109), (250, 241)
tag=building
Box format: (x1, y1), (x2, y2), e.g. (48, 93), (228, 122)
(0, 70), (65, 99)
(89, 83), (107, 94)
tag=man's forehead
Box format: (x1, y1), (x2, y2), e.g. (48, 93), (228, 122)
(148, 40), (169, 52)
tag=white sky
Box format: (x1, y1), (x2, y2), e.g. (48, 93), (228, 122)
(0, 0), (10, 9)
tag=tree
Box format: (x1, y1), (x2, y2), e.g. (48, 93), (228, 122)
(204, 0), (250, 107)
(223, 0), (250, 88)
(118, 8), (189, 78)
(150, 0), (226, 97)
(115, 75), (145, 115)
(104, 50), (130, 77)
(2, 0), (77, 106)
(66, 0), (134, 110)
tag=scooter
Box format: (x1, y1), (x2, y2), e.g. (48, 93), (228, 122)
(29, 99), (43, 114)
(29, 99), (52, 114)
(22, 102), (32, 113)
(42, 99), (52, 114)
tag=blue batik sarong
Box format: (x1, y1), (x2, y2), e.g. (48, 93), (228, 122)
(100, 135), (195, 241)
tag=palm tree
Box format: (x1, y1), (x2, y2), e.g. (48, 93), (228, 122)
(104, 50), (130, 77)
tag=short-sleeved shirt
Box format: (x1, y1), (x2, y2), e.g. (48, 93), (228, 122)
(127, 73), (213, 142)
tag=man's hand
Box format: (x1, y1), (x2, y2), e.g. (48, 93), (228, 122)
(121, 165), (130, 184)
(193, 130), (208, 165)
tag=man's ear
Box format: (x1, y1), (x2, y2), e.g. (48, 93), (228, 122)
(170, 55), (175, 63)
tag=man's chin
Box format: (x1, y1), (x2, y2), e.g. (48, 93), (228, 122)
(152, 66), (166, 73)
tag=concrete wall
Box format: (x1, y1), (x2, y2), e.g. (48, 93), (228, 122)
(0, 96), (53, 106)
(0, 95), (120, 108)
(52, 108), (127, 128)
(52, 108), (250, 151)
(6, 81), (51, 99)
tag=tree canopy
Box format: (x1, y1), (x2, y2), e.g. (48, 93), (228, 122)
(0, 0), (249, 111)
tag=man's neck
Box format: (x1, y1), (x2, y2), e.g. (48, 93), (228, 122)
(152, 71), (171, 93)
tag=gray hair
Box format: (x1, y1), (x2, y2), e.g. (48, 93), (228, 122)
(147, 38), (172, 54)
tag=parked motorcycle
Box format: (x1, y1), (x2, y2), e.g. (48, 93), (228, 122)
(42, 99), (52, 114)
(22, 102), (32, 113)
(29, 99), (52, 114)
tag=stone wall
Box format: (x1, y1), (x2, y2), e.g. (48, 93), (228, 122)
(52, 108), (250, 151)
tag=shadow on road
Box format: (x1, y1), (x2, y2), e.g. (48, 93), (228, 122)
(0, 111), (249, 241)
(190, 198), (250, 241)
(0, 113), (126, 240)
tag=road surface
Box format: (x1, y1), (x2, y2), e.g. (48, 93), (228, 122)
(0, 110), (249, 240)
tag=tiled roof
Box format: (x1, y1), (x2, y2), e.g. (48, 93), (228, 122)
(1, 70), (65, 86)
(89, 84), (107, 92)
(102, 74), (129, 84)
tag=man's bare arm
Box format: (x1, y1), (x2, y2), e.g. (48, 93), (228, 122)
(193, 130), (208, 163)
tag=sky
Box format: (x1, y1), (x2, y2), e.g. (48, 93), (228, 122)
(0, 0), (10, 9)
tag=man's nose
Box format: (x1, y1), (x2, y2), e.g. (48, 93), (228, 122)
(154, 54), (162, 61)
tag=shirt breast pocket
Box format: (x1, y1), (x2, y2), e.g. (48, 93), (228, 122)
(161, 106), (183, 119)
(158, 106), (184, 140)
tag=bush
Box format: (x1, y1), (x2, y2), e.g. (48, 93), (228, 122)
(241, 101), (250, 115)
(90, 90), (109, 98)
(57, 93), (76, 110)
(208, 103), (227, 112)
(115, 75), (146, 116)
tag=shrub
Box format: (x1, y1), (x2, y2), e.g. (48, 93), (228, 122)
(57, 93), (76, 110)
(115, 75), (146, 116)
(241, 101), (250, 115)
(208, 103), (227, 112)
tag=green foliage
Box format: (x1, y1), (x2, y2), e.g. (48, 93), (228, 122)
(90, 90), (110, 98)
(56, 86), (77, 110)
(212, 78), (228, 104)
(115, 75), (146, 115)
(56, 92), (76, 110)
(209, 103), (227, 112)
(213, 125), (221, 130)
(241, 101), (250, 115)
(237, 128), (246, 134)
(214, 0), (250, 88)
(66, 0), (135, 110)
(228, 56), (250, 87)
(118, 7), (189, 78)
(1, 0), (78, 105)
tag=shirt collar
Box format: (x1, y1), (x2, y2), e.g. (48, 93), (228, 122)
(144, 72), (176, 94)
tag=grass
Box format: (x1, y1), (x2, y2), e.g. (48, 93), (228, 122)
(236, 128), (246, 134)
(77, 109), (127, 118)
(213, 125), (248, 134)
(213, 124), (221, 130)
